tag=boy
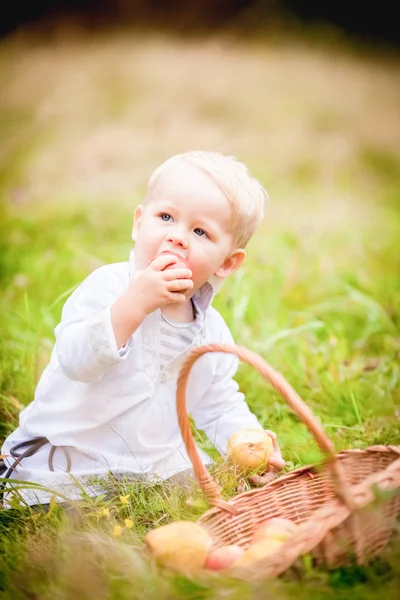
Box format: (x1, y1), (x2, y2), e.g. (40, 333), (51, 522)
(1, 151), (285, 507)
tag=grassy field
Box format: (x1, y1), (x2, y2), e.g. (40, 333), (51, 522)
(0, 27), (400, 599)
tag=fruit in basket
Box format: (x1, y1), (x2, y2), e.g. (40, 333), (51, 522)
(205, 545), (244, 570)
(144, 520), (213, 572)
(251, 517), (298, 544)
(234, 539), (284, 567)
(227, 428), (274, 474)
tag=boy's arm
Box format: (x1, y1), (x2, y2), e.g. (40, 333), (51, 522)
(56, 255), (192, 383)
(55, 265), (137, 383)
(191, 350), (264, 455)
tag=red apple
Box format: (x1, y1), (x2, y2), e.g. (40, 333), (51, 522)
(205, 545), (244, 570)
(160, 253), (188, 270)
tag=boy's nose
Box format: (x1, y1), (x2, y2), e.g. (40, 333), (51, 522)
(167, 231), (188, 249)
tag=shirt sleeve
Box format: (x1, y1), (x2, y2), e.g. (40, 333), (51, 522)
(54, 264), (133, 383)
(191, 322), (263, 455)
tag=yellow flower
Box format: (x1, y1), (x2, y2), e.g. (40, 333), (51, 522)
(101, 507), (110, 517)
(113, 525), (122, 537)
(124, 518), (133, 529)
(119, 495), (129, 505)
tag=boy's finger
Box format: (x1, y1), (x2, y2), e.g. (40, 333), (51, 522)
(163, 268), (192, 280)
(265, 430), (277, 442)
(168, 279), (194, 292)
(268, 457), (286, 471)
(265, 430), (282, 455)
(148, 254), (178, 271)
(169, 292), (188, 303)
(248, 471), (277, 486)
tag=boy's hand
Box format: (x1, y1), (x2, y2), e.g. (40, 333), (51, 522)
(130, 254), (193, 316)
(247, 430), (286, 486)
(111, 253), (193, 349)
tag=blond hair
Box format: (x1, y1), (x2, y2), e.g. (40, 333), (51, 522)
(146, 151), (268, 248)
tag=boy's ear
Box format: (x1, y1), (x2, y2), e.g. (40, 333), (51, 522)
(214, 248), (246, 279)
(131, 205), (143, 242)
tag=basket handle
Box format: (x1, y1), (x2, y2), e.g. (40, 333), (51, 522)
(176, 343), (355, 512)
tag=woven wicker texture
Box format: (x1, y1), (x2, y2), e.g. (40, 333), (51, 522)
(176, 343), (400, 579)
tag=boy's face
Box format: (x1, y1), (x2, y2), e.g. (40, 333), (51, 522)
(132, 164), (245, 295)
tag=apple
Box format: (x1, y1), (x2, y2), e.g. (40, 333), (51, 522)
(251, 517), (298, 544)
(205, 545), (244, 570)
(227, 429), (274, 474)
(161, 253), (188, 270)
(144, 520), (213, 572)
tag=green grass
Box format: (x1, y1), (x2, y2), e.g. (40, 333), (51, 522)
(1, 27), (400, 600)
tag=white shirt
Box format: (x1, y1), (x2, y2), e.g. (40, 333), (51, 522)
(159, 305), (201, 369)
(1, 250), (263, 505)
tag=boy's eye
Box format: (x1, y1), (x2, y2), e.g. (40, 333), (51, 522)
(161, 213), (172, 221)
(194, 228), (207, 237)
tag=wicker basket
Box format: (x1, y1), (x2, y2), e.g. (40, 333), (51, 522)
(176, 343), (400, 579)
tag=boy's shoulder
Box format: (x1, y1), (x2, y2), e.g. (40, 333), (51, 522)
(205, 304), (235, 344)
(68, 260), (131, 303)
(83, 260), (130, 286)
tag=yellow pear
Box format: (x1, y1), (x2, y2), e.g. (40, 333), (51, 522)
(227, 429), (274, 474)
(144, 520), (213, 572)
(251, 517), (298, 544)
(234, 539), (284, 567)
